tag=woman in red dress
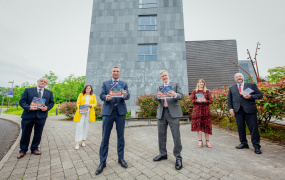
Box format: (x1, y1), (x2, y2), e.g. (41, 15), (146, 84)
(191, 79), (213, 148)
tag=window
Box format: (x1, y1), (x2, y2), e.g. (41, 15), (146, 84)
(139, 0), (157, 8)
(138, 44), (157, 61)
(139, 15), (157, 30)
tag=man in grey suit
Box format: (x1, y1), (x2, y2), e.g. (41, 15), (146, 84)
(153, 70), (184, 170)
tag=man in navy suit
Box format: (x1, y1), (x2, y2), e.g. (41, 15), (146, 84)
(17, 78), (54, 159)
(96, 66), (130, 175)
(228, 73), (263, 154)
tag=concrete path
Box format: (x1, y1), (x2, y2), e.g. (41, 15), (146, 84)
(0, 113), (285, 180)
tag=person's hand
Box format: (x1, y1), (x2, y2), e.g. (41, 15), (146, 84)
(85, 104), (92, 107)
(29, 106), (38, 111)
(230, 109), (235, 117)
(244, 94), (251, 99)
(39, 106), (48, 111)
(157, 91), (162, 98)
(106, 95), (113, 101)
(168, 90), (176, 97)
(122, 90), (127, 98)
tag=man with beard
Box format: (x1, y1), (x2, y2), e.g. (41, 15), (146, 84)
(228, 73), (263, 154)
(17, 78), (54, 159)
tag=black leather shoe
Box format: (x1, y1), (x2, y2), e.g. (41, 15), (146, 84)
(175, 157), (183, 170)
(153, 154), (167, 161)
(255, 149), (262, 154)
(95, 162), (106, 175)
(236, 144), (249, 149)
(118, 159), (128, 168)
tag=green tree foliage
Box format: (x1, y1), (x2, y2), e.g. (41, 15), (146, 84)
(266, 66), (285, 82)
(43, 71), (58, 89)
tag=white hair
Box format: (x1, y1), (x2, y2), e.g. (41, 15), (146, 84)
(234, 73), (244, 78)
(160, 70), (169, 76)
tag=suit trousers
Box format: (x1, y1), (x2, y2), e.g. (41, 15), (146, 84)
(235, 106), (261, 149)
(75, 112), (90, 142)
(158, 108), (182, 158)
(20, 118), (46, 153)
(99, 108), (125, 163)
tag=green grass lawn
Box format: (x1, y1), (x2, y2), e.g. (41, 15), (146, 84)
(3, 105), (59, 116)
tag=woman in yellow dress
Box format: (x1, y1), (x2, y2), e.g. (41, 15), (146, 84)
(73, 85), (97, 149)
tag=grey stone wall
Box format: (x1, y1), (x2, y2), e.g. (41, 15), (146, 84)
(86, 0), (188, 110)
(238, 60), (257, 82)
(186, 40), (239, 92)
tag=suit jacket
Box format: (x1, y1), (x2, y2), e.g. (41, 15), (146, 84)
(228, 83), (263, 113)
(154, 81), (184, 119)
(100, 79), (130, 116)
(19, 87), (54, 119)
(73, 93), (97, 122)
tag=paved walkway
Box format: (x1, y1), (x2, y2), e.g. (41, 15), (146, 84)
(0, 113), (285, 180)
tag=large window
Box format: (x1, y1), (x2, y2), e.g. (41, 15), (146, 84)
(139, 0), (157, 8)
(139, 15), (157, 30)
(138, 44), (157, 61)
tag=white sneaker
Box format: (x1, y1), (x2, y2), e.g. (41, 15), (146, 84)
(81, 141), (86, 147)
(75, 142), (80, 150)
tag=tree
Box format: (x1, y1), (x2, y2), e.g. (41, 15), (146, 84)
(58, 75), (85, 102)
(266, 66), (285, 83)
(43, 71), (58, 89)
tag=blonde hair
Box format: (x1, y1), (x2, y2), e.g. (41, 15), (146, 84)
(195, 79), (208, 92)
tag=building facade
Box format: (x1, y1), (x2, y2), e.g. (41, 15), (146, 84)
(186, 40), (239, 91)
(238, 60), (257, 82)
(85, 0), (188, 110)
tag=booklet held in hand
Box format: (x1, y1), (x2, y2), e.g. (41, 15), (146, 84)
(31, 97), (46, 108)
(79, 105), (88, 114)
(159, 86), (173, 99)
(109, 84), (124, 97)
(196, 93), (206, 101)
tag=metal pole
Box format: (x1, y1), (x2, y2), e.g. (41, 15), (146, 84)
(0, 96), (4, 115)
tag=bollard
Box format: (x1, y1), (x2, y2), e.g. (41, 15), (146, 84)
(56, 107), (58, 115)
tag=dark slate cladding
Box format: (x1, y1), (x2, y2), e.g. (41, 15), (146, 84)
(186, 40), (239, 92)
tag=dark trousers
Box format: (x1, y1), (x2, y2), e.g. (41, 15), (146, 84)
(20, 118), (46, 153)
(158, 108), (182, 158)
(99, 108), (125, 163)
(235, 106), (261, 149)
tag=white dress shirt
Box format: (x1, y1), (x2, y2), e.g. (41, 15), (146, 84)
(36, 86), (44, 98)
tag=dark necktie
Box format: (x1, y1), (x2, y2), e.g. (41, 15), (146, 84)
(114, 81), (117, 104)
(38, 89), (42, 98)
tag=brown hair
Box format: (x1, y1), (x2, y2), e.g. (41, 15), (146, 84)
(195, 79), (208, 92)
(81, 84), (93, 95)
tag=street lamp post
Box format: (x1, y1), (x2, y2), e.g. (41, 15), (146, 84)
(0, 90), (8, 115)
(7, 80), (14, 110)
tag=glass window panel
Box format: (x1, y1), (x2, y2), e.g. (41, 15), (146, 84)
(138, 45), (151, 54)
(139, 17), (150, 25)
(145, 55), (157, 61)
(151, 17), (156, 25)
(151, 45), (157, 54)
(138, 55), (145, 61)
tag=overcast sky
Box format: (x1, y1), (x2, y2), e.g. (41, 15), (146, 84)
(0, 0), (284, 87)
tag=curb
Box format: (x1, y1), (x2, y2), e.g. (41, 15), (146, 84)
(0, 118), (21, 170)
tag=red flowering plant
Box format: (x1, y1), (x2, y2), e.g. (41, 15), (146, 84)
(95, 103), (103, 120)
(58, 102), (77, 119)
(256, 79), (285, 131)
(210, 86), (233, 121)
(136, 94), (158, 117)
(179, 94), (193, 116)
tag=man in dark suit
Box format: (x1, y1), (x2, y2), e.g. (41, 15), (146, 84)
(17, 78), (54, 159)
(95, 66), (130, 175)
(228, 73), (263, 154)
(153, 70), (184, 170)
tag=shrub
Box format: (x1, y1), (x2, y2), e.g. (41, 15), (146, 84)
(95, 103), (103, 120)
(59, 102), (77, 119)
(179, 94), (193, 116)
(136, 94), (158, 117)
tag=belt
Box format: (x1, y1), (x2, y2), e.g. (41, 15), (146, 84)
(113, 104), (118, 109)
(163, 107), (168, 109)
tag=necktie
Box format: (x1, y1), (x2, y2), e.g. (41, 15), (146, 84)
(238, 84), (241, 93)
(38, 89), (42, 98)
(164, 83), (167, 107)
(114, 81), (117, 104)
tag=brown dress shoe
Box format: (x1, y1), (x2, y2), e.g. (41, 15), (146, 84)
(17, 152), (26, 159)
(31, 150), (42, 155)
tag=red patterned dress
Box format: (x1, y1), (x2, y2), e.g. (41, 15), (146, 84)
(191, 90), (213, 134)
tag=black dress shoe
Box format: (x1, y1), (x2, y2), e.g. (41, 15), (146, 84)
(255, 149), (262, 154)
(236, 144), (249, 149)
(153, 155), (167, 161)
(95, 162), (106, 175)
(175, 157), (183, 170)
(118, 159), (128, 168)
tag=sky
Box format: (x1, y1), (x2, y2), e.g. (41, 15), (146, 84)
(0, 0), (284, 87)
